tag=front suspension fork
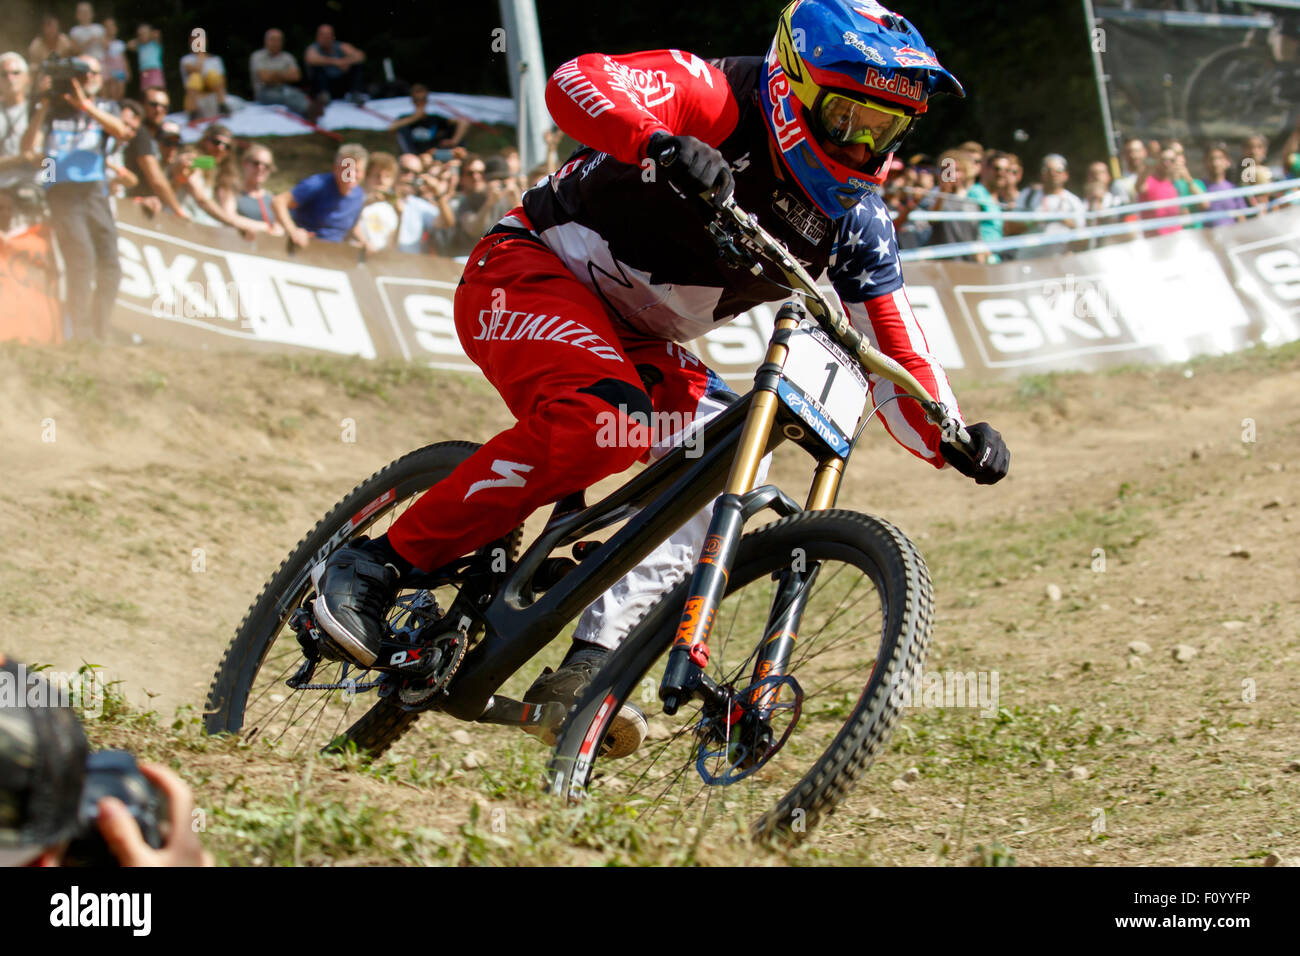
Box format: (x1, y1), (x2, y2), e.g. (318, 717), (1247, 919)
(745, 561), (821, 713)
(659, 493), (746, 714)
(659, 304), (839, 714)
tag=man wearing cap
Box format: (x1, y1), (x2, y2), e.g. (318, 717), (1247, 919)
(0, 654), (212, 866)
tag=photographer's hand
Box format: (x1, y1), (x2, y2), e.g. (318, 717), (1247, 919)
(63, 76), (93, 114)
(65, 78), (130, 142)
(96, 762), (214, 867)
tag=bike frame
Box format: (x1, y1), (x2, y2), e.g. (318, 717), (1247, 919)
(398, 192), (973, 729)
(432, 343), (821, 721)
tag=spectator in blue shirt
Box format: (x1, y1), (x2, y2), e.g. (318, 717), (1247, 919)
(272, 142), (368, 247)
(21, 54), (130, 340)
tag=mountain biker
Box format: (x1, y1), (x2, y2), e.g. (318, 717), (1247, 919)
(311, 0), (1010, 754)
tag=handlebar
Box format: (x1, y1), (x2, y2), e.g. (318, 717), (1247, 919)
(653, 141), (975, 456)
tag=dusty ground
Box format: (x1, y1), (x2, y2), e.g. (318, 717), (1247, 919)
(2, 338), (1297, 865)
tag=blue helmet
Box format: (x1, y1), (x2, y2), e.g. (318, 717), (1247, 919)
(759, 0), (964, 218)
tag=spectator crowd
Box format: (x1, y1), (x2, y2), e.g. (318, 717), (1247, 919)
(0, 4), (564, 342)
(886, 128), (1300, 262)
(3, 3), (1300, 341)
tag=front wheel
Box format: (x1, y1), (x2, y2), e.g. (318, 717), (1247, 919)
(548, 509), (934, 844)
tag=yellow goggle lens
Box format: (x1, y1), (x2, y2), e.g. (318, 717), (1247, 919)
(817, 93), (912, 150)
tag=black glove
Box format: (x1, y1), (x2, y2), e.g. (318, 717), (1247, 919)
(940, 422), (1009, 485)
(646, 131), (734, 204)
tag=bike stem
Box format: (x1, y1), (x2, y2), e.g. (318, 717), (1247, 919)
(713, 197), (974, 454)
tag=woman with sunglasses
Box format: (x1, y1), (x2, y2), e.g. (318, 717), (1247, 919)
(216, 143), (283, 236)
(173, 124), (263, 238)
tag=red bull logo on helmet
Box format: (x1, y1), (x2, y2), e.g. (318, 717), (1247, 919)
(862, 66), (924, 105)
(893, 45), (938, 68)
(767, 66), (808, 152)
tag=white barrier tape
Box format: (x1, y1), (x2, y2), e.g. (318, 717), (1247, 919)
(899, 200), (1273, 262)
(905, 177), (1300, 223)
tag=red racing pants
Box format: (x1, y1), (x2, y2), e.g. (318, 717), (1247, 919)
(387, 216), (750, 650)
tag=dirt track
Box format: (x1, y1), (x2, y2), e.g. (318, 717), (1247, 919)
(3, 339), (1298, 864)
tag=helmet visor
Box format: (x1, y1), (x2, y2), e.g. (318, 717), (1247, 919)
(815, 92), (913, 153)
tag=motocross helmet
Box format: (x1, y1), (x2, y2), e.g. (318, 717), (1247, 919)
(760, 0), (965, 217)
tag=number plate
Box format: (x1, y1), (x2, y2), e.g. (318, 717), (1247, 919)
(776, 321), (868, 457)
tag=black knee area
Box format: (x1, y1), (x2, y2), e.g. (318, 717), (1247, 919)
(577, 377), (653, 421)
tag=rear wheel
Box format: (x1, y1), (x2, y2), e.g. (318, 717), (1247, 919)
(204, 441), (520, 759)
(548, 509), (933, 844)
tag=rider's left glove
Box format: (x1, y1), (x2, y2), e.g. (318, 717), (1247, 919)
(940, 422), (1009, 485)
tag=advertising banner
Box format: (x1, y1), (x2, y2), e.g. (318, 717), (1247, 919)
(110, 203), (1300, 384)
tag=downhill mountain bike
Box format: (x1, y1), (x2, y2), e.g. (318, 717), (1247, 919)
(204, 174), (979, 843)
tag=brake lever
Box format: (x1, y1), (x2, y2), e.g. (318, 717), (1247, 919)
(655, 143), (760, 272)
(924, 401), (975, 457)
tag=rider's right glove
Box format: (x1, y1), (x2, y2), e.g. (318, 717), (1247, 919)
(646, 131), (735, 204)
(940, 422), (1010, 486)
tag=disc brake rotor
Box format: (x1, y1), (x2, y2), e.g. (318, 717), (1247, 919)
(694, 674), (803, 785)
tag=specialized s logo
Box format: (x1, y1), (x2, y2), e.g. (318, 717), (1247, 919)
(464, 460), (534, 500)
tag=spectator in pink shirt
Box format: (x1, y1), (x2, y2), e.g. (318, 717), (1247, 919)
(1139, 148), (1182, 236)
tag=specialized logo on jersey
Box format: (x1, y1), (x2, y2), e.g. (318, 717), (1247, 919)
(473, 309), (624, 361)
(552, 58), (616, 118)
(465, 460), (533, 500)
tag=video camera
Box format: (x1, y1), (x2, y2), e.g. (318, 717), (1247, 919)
(41, 56), (92, 119)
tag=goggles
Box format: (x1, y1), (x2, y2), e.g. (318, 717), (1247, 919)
(815, 91), (913, 153)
